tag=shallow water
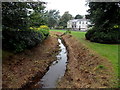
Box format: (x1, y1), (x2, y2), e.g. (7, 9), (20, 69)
(38, 38), (68, 88)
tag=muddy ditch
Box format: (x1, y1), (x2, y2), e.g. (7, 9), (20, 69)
(2, 36), (60, 88)
(2, 31), (118, 88)
(29, 38), (68, 88)
(20, 32), (70, 89)
(57, 34), (117, 88)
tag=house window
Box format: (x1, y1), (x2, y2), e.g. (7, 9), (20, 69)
(86, 22), (87, 24)
(79, 21), (81, 24)
(82, 22), (84, 24)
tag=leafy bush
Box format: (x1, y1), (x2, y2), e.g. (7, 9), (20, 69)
(3, 25), (50, 53)
(3, 29), (45, 53)
(30, 25), (50, 38)
(40, 25), (49, 30)
(85, 27), (120, 44)
(39, 25), (49, 37)
(63, 30), (71, 35)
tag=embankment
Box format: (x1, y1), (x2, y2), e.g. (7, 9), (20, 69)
(57, 34), (117, 88)
(2, 36), (59, 88)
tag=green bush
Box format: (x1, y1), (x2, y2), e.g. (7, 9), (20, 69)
(63, 30), (71, 35)
(3, 29), (45, 53)
(39, 25), (49, 37)
(30, 25), (50, 38)
(85, 27), (120, 44)
(3, 25), (50, 53)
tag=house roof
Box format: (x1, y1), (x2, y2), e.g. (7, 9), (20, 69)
(68, 19), (90, 23)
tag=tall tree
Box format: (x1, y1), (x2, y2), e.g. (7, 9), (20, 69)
(85, 2), (120, 44)
(45, 10), (60, 28)
(59, 11), (73, 28)
(74, 14), (83, 19)
(2, 2), (46, 30)
(87, 2), (120, 29)
(2, 2), (28, 30)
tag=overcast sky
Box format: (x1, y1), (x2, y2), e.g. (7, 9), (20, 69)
(42, 0), (89, 16)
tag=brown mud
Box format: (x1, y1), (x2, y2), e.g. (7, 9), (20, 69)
(2, 31), (117, 88)
(56, 33), (117, 88)
(2, 35), (59, 88)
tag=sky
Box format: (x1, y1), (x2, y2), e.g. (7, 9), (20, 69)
(41, 0), (89, 16)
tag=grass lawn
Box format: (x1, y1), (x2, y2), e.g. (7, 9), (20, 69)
(50, 29), (119, 77)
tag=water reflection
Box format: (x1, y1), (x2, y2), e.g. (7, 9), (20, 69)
(39, 38), (68, 88)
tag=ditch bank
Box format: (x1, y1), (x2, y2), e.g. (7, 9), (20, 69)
(30, 38), (68, 88)
(2, 36), (60, 88)
(57, 34), (117, 88)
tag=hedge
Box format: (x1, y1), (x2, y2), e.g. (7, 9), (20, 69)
(85, 27), (120, 44)
(3, 25), (49, 53)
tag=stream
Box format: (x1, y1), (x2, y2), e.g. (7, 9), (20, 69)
(34, 38), (68, 88)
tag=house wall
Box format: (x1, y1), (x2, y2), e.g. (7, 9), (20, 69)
(67, 19), (90, 31)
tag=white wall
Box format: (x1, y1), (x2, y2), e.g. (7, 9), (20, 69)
(67, 19), (90, 31)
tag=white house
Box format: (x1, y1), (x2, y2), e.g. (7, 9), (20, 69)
(67, 18), (91, 31)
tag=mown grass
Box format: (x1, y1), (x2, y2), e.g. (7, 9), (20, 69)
(50, 29), (119, 77)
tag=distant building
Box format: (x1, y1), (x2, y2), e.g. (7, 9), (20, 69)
(67, 18), (91, 31)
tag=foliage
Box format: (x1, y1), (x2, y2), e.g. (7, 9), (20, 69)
(45, 10), (60, 28)
(38, 25), (49, 38)
(2, 29), (45, 53)
(3, 25), (50, 53)
(95, 65), (105, 70)
(29, 12), (47, 27)
(40, 25), (49, 30)
(85, 2), (120, 44)
(30, 25), (49, 38)
(85, 26), (120, 44)
(74, 14), (83, 19)
(64, 30), (71, 34)
(2, 2), (28, 30)
(59, 11), (73, 29)
(2, 2), (49, 53)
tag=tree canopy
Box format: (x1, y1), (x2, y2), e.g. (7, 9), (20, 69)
(74, 14), (83, 19)
(87, 2), (120, 29)
(2, 2), (50, 53)
(45, 10), (60, 28)
(59, 11), (73, 29)
(2, 2), (46, 31)
(85, 2), (120, 44)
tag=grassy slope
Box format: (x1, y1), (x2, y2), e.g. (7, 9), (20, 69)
(50, 29), (118, 76)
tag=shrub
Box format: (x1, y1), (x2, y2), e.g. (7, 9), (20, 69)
(63, 30), (71, 35)
(3, 29), (45, 53)
(40, 25), (49, 30)
(30, 25), (50, 38)
(38, 25), (50, 38)
(3, 25), (50, 53)
(85, 27), (120, 44)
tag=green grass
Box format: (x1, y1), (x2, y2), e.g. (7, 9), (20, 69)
(50, 29), (119, 76)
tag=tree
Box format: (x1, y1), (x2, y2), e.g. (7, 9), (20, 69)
(85, 2), (120, 44)
(87, 2), (120, 29)
(59, 11), (73, 29)
(74, 14), (83, 19)
(29, 11), (47, 27)
(2, 2), (48, 53)
(45, 10), (60, 28)
(2, 2), (28, 30)
(2, 2), (46, 30)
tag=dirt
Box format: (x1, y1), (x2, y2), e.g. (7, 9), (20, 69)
(2, 31), (118, 89)
(55, 33), (117, 88)
(2, 35), (59, 88)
